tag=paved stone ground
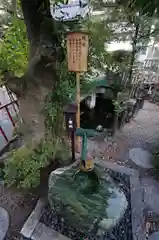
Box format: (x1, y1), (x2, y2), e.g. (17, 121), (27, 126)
(119, 101), (159, 155)
(115, 102), (159, 219)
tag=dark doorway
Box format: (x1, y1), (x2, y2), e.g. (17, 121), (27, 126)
(80, 92), (115, 130)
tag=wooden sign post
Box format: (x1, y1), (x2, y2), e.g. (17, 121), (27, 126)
(67, 32), (89, 149)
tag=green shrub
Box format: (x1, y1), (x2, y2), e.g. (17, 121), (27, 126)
(0, 17), (28, 77)
(4, 138), (71, 189)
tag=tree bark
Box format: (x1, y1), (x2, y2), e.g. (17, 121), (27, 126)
(8, 0), (65, 142)
(21, 0), (63, 88)
(18, 87), (47, 142)
(12, 0), (17, 15)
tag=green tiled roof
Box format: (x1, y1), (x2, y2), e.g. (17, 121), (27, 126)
(69, 75), (110, 102)
(82, 76), (109, 93)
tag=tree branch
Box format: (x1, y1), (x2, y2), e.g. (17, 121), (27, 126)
(0, 7), (23, 20)
(93, 0), (118, 10)
(12, 0), (17, 16)
(139, 28), (159, 39)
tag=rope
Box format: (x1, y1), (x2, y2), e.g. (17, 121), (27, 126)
(5, 84), (22, 124)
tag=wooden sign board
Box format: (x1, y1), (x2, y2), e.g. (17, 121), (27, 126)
(67, 32), (88, 72)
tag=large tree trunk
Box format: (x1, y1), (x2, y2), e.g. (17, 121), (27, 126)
(18, 87), (48, 142)
(5, 74), (49, 142)
(21, 0), (63, 86)
(7, 0), (64, 142)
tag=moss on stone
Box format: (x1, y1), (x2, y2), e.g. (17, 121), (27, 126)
(48, 165), (111, 232)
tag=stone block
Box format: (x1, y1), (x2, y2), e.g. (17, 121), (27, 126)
(31, 222), (70, 240)
(130, 176), (145, 240)
(20, 198), (47, 239)
(0, 207), (10, 240)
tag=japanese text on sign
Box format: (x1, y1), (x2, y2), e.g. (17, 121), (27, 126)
(67, 32), (88, 72)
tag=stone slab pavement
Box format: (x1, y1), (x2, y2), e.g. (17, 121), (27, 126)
(141, 177), (159, 214)
(113, 102), (159, 219)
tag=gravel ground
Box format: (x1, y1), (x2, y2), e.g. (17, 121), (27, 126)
(0, 185), (37, 239)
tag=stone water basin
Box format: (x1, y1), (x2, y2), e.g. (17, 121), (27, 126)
(44, 163), (131, 239)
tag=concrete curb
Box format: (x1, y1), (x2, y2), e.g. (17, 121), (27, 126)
(95, 158), (139, 177)
(130, 176), (146, 240)
(96, 159), (146, 240)
(20, 197), (71, 240)
(20, 198), (47, 239)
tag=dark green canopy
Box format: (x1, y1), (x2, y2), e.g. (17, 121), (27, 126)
(69, 75), (111, 103)
(81, 76), (110, 95)
(69, 69), (123, 102)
